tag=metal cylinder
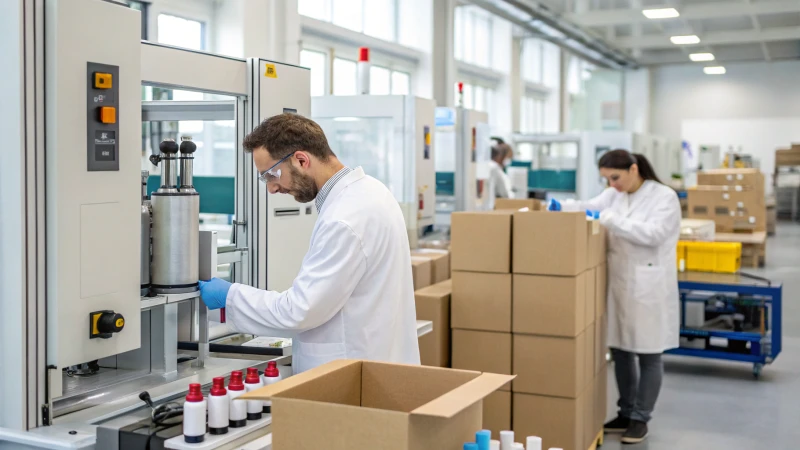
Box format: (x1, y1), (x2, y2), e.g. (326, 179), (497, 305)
(141, 171), (151, 296)
(150, 193), (200, 294)
(161, 157), (179, 189)
(180, 157), (194, 189)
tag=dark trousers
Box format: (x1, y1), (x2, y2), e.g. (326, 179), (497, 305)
(611, 348), (663, 423)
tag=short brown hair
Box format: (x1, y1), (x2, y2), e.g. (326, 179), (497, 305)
(242, 113), (335, 161)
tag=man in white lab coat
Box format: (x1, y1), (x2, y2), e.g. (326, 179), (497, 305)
(198, 113), (420, 373)
(485, 141), (514, 210)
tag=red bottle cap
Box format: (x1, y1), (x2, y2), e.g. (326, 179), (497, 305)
(265, 360), (280, 378)
(185, 383), (203, 402)
(228, 370), (245, 391)
(458, 82), (464, 93)
(246, 367), (261, 384)
(358, 47), (369, 62)
(210, 376), (227, 396)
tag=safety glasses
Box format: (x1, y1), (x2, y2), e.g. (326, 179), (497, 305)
(258, 151), (296, 183)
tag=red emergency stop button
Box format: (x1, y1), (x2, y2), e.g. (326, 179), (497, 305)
(94, 72), (112, 89)
(99, 106), (116, 124)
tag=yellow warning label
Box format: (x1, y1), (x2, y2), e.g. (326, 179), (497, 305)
(264, 64), (278, 78)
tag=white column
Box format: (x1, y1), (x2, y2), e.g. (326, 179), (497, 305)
(425, 0), (456, 105)
(509, 37), (523, 134)
(211, 0), (301, 63)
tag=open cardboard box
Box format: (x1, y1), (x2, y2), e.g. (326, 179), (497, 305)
(241, 359), (515, 450)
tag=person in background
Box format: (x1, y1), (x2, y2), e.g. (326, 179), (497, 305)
(548, 149), (681, 445)
(486, 138), (514, 210)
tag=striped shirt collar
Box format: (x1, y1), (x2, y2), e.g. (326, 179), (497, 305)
(315, 166), (353, 212)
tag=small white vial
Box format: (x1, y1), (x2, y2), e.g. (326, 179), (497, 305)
(500, 431), (514, 450)
(182, 383), (206, 443)
(526, 436), (542, 450)
(512, 444), (524, 450)
(490, 440), (500, 450)
(244, 367), (264, 420)
(262, 360), (282, 414)
(208, 377), (229, 435)
(227, 370), (247, 428)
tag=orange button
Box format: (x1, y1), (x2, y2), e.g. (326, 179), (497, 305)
(94, 72), (112, 89)
(99, 106), (116, 124)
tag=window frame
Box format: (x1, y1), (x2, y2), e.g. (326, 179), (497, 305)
(156, 13), (207, 52)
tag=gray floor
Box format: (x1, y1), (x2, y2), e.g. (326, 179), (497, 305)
(602, 222), (800, 450)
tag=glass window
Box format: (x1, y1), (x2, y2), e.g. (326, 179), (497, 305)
(363, 0), (396, 41)
(333, 58), (357, 95)
(391, 71), (410, 95)
(454, 7), (465, 61)
(542, 41), (561, 89)
(370, 66), (391, 95)
(455, 6), (493, 68)
(332, 0), (364, 32)
(300, 49), (327, 96)
(474, 86), (486, 112)
(473, 13), (491, 67)
(522, 39), (543, 83)
(157, 14), (204, 50)
(298, 0), (330, 21)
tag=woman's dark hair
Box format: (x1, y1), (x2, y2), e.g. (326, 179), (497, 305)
(598, 149), (662, 183)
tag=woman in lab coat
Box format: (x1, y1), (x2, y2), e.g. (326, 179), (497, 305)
(552, 149), (681, 444)
(485, 140), (514, 210)
(198, 113), (420, 374)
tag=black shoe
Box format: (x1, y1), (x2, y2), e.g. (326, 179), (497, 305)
(603, 415), (630, 433)
(621, 420), (648, 444)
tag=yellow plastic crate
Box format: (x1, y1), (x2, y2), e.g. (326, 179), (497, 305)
(681, 241), (742, 273)
(676, 241), (687, 271)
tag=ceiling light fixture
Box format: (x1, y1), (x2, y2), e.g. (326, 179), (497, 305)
(704, 66), (726, 75)
(671, 35), (701, 45)
(642, 8), (680, 19)
(690, 53), (715, 62)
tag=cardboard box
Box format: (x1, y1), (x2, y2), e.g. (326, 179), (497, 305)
(586, 221), (607, 268)
(451, 211), (513, 273)
(595, 264), (607, 321)
(584, 322), (595, 394)
(410, 257), (432, 291)
(594, 316), (607, 375)
(494, 198), (542, 211)
(514, 212), (587, 276)
(687, 189), (766, 232)
(452, 271), (512, 332)
(513, 273), (586, 337)
(595, 367), (609, 436)
(414, 280), (452, 367)
(513, 391), (588, 450)
(452, 330), (512, 391)
(776, 148), (800, 167)
(698, 169), (764, 191)
(513, 332), (587, 398)
(584, 379), (597, 449)
(585, 267), (596, 330)
(411, 249), (451, 284)
(242, 360), (514, 450)
(482, 391), (511, 437)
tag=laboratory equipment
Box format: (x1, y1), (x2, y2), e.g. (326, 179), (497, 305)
(183, 383), (207, 443)
(312, 95), (437, 245)
(435, 106), (491, 227)
(141, 171), (152, 296)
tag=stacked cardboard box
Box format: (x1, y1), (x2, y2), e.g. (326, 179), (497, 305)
(688, 169), (766, 233)
(414, 280), (452, 367)
(449, 210), (515, 436)
(512, 211), (607, 450)
(494, 198), (543, 211)
(776, 146), (800, 167)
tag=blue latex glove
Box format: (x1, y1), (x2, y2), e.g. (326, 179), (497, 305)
(586, 209), (600, 219)
(547, 198), (562, 211)
(198, 278), (232, 310)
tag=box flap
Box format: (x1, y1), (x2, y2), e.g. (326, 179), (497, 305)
(410, 373), (516, 419)
(240, 359), (360, 401)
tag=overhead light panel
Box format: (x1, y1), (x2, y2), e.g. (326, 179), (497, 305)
(690, 53), (715, 62)
(643, 8), (679, 19)
(704, 66), (726, 75)
(671, 35), (700, 45)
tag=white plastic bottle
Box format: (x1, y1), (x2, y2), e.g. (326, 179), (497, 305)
(244, 367), (264, 420)
(261, 360), (282, 414)
(526, 436), (542, 450)
(182, 383), (206, 443)
(208, 377), (229, 435)
(357, 47), (370, 95)
(227, 370), (247, 428)
(512, 444), (524, 450)
(500, 431), (514, 450)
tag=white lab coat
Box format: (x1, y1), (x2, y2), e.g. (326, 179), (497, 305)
(485, 160), (514, 210)
(225, 167), (421, 373)
(573, 181), (681, 353)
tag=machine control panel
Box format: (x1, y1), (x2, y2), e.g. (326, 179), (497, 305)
(89, 310), (126, 339)
(87, 62), (120, 171)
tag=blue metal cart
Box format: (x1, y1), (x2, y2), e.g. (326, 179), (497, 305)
(666, 272), (782, 379)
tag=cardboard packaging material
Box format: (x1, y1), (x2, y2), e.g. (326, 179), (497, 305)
(494, 198), (542, 211)
(512, 332), (586, 398)
(586, 221), (607, 268)
(514, 212), (587, 276)
(414, 280), (452, 367)
(410, 257), (432, 291)
(452, 271), (512, 332)
(584, 379), (597, 449)
(776, 148), (800, 167)
(595, 367), (609, 436)
(482, 391), (511, 437)
(687, 189), (766, 232)
(595, 264), (607, 322)
(513, 273), (586, 337)
(452, 330), (512, 391)
(241, 360), (514, 450)
(451, 211), (513, 273)
(584, 323), (595, 394)
(585, 268), (596, 330)
(411, 249), (451, 284)
(513, 390), (589, 450)
(595, 317), (607, 375)
(697, 169), (764, 191)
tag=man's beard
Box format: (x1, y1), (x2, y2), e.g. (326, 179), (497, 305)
(288, 164), (318, 204)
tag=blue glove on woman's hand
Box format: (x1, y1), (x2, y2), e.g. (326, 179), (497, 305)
(198, 278), (232, 310)
(547, 198), (562, 211)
